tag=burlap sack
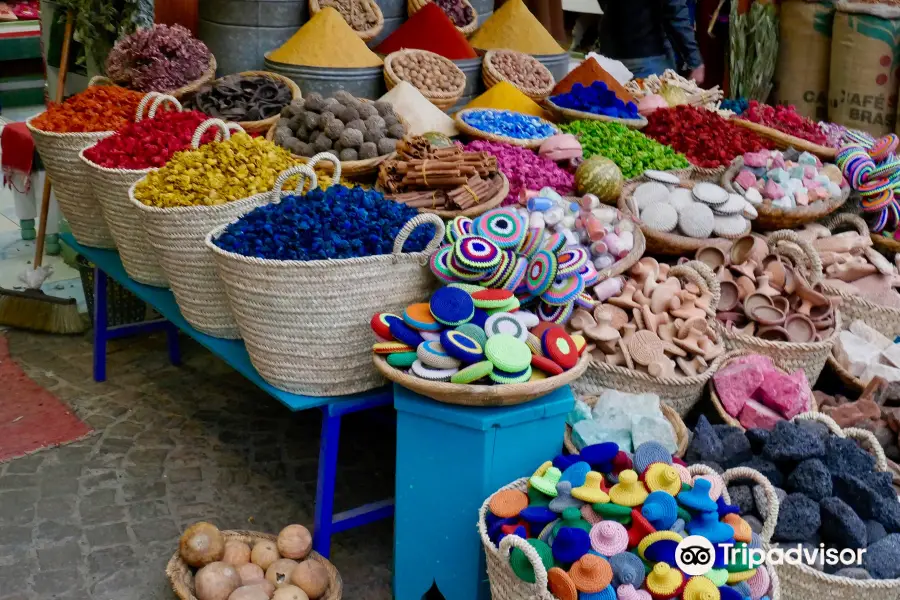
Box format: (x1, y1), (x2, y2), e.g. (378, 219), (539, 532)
(773, 0), (835, 121)
(828, 1), (900, 136)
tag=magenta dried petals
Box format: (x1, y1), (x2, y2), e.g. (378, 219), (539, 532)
(463, 140), (574, 206)
(105, 24), (211, 93)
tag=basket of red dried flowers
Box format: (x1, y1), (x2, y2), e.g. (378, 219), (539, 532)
(730, 100), (838, 161)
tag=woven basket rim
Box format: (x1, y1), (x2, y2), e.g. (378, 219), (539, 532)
(826, 350), (865, 393)
(544, 97), (649, 129)
(729, 117), (839, 160)
(384, 49), (466, 101)
(79, 145), (156, 176)
(310, 0), (385, 40)
(25, 116), (116, 140)
(454, 108), (558, 149)
(585, 346), (727, 386)
(715, 309), (842, 350)
(128, 178), (274, 216)
(482, 49), (555, 99)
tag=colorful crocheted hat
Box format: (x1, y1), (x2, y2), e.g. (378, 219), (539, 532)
(677, 479), (717, 513)
(580, 585), (618, 600)
(520, 506), (557, 533)
(633, 441), (672, 474)
(683, 576), (720, 600)
(693, 474), (724, 502)
(626, 509), (657, 549)
(580, 442), (620, 471)
(610, 470), (649, 508)
(642, 538), (679, 566)
(705, 569), (728, 587)
(569, 554), (614, 593)
(642, 491), (679, 530)
(553, 526), (592, 565)
(530, 466), (562, 497)
(636, 530), (683, 560)
(581, 504), (603, 525)
(609, 551), (646, 588)
(440, 329), (484, 363)
(548, 566), (579, 600)
(726, 569), (757, 584)
(645, 563), (685, 600)
(528, 485), (552, 507)
(716, 495), (741, 518)
(510, 538), (554, 583)
(498, 524), (527, 543)
(489, 489), (529, 519)
(687, 511), (735, 544)
(672, 462), (693, 485)
(725, 543), (753, 573)
(594, 502), (632, 524)
(549, 481), (584, 513)
(722, 514), (752, 543)
(553, 506), (593, 535)
(670, 518), (686, 535)
(617, 583), (652, 600)
(644, 463), (683, 497)
(731, 581), (752, 597)
(747, 563), (770, 600)
(573, 472), (610, 504)
(560, 461), (592, 488)
(717, 586), (742, 600)
(430, 286), (475, 326)
(612, 451), (634, 475)
(590, 521), (629, 556)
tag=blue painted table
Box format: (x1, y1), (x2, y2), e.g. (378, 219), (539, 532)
(393, 384), (574, 600)
(62, 233), (394, 557)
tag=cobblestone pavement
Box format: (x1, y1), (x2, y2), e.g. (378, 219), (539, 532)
(0, 330), (395, 600)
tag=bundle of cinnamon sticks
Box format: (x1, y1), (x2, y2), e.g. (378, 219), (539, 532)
(378, 136), (503, 210)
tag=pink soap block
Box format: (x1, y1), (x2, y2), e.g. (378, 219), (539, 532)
(713, 363), (764, 417)
(730, 354), (775, 371)
(739, 399), (786, 430)
(772, 155), (786, 169)
(735, 169), (757, 191)
(755, 371), (802, 418)
(764, 179), (785, 200)
(744, 152), (769, 168)
(795, 190), (809, 206)
(787, 369), (813, 417)
(803, 177), (820, 190)
(803, 166), (817, 178)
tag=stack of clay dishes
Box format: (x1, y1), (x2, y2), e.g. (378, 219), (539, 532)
(618, 173), (753, 256)
(721, 155), (850, 230)
(571, 259), (727, 416)
(702, 230), (841, 385)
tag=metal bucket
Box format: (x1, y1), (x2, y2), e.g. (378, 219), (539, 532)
(264, 56), (386, 99)
(449, 56), (484, 113)
(198, 0), (309, 74)
(369, 0), (407, 46)
(470, 0), (493, 23)
(535, 52), (572, 83)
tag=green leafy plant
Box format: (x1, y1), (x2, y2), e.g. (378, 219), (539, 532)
(54, 0), (153, 70)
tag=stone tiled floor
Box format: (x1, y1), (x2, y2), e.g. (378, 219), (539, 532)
(0, 329), (395, 600)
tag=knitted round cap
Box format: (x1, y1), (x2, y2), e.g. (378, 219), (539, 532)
(530, 466), (562, 497)
(683, 576), (721, 600)
(642, 538), (679, 566)
(532, 460), (552, 478)
(748, 532), (762, 550)
(590, 521), (628, 556)
(573, 472), (611, 504)
(580, 585), (617, 600)
(627, 509), (657, 549)
(645, 463), (683, 497)
(730, 581), (752, 597)
(617, 584), (652, 600)
(645, 563), (684, 598)
(520, 506), (557, 532)
(549, 481), (584, 513)
(569, 554), (614, 593)
(581, 442), (620, 471)
(687, 511), (735, 544)
(636, 530), (683, 560)
(430, 286), (475, 326)
(529, 486), (552, 508)
(582, 504), (603, 524)
(747, 564), (770, 600)
(489, 489), (528, 519)
(595, 502), (633, 524)
(642, 491), (679, 530)
(509, 538), (553, 583)
(612, 451), (634, 475)
(726, 569), (757, 584)
(673, 463), (693, 485)
(717, 586), (743, 600)
(716, 495), (741, 519)
(634, 441), (673, 475)
(561, 461), (592, 488)
(548, 567), (578, 600)
(705, 569), (728, 587)
(678, 479), (717, 513)
(693, 474), (725, 502)
(610, 551), (645, 588)
(609, 470), (649, 507)
(554, 454), (581, 471)
(404, 302), (442, 332)
(722, 514), (752, 543)
(554, 506), (593, 534)
(670, 518), (686, 535)
(553, 526), (592, 564)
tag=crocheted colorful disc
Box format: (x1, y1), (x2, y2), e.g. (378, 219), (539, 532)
(503, 256), (529, 292)
(858, 175), (895, 195)
(456, 322), (487, 347)
(440, 329), (484, 363)
(633, 442), (672, 474)
(430, 286), (475, 326)
(485, 312), (528, 340)
(575, 292), (596, 310)
(544, 231), (566, 253)
(557, 247), (590, 276)
(389, 319), (425, 348)
(480, 250), (515, 288)
(370, 312), (398, 339)
(373, 341), (414, 354)
(417, 340), (462, 369)
(472, 288), (515, 309)
(486, 297), (521, 314)
(645, 463), (682, 496)
(490, 488), (529, 518)
(485, 333), (532, 371)
(569, 554), (614, 593)
(861, 188), (894, 211)
(519, 227), (545, 258)
(537, 300), (574, 325)
(542, 326), (578, 369)
(446, 215), (473, 243)
(448, 251), (490, 282)
(404, 303), (442, 332)
(489, 365), (532, 383)
(532, 354), (564, 376)
(448, 282), (484, 294)
(475, 208), (526, 249)
(682, 575), (719, 600)
(450, 360), (494, 383)
(526, 249), (559, 296)
(455, 236), (502, 271)
(589, 521), (628, 556)
(579, 262), (600, 287)
(429, 247), (457, 283)
(542, 273), (585, 306)
(509, 539), (554, 584)
(548, 567), (578, 600)
(870, 133), (899, 161)
(410, 359), (457, 381)
(386, 350), (419, 368)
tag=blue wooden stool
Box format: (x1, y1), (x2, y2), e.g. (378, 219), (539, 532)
(393, 385), (575, 600)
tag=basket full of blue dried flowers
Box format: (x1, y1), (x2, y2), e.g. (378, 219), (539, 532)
(205, 155), (446, 396)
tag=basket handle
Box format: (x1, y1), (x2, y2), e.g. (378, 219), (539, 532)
(669, 260), (720, 315)
(307, 152), (341, 187)
(767, 229), (824, 284)
(88, 75), (113, 87)
(136, 92), (163, 121)
(498, 534), (549, 589)
(822, 212), (869, 237)
(793, 412), (889, 477)
(270, 164), (319, 201)
(392, 213), (446, 255)
(191, 119), (236, 148)
(721, 466), (780, 543)
(148, 94), (183, 119)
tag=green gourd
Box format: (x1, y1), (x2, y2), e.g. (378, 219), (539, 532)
(575, 156), (624, 204)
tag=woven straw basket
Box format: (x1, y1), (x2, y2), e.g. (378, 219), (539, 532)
(165, 529), (342, 600)
(407, 0), (477, 35)
(196, 71), (302, 134)
(79, 93), (187, 287)
(544, 98), (649, 130)
(478, 467), (781, 600)
(729, 117), (838, 161)
(384, 50), (465, 111)
(129, 120), (273, 338)
(572, 261), (725, 417)
(715, 230), (840, 385)
(206, 160), (446, 396)
(310, 0), (384, 41)
(562, 394), (689, 457)
(708, 349), (820, 430)
(721, 156), (849, 230)
(775, 412), (899, 600)
(455, 108), (559, 150)
(482, 50), (555, 102)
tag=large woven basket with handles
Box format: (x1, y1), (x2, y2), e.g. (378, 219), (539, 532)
(477, 465), (782, 600)
(206, 156), (445, 396)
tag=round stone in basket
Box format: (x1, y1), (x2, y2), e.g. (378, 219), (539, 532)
(384, 49), (466, 111)
(482, 49), (555, 101)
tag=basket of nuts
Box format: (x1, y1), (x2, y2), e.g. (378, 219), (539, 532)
(384, 49), (466, 111)
(407, 0), (478, 35)
(310, 0), (384, 42)
(482, 50), (555, 102)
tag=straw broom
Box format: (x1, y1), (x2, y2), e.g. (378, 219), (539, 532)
(0, 10), (86, 334)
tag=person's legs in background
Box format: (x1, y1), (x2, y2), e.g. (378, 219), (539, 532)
(11, 169), (60, 254)
(619, 55), (676, 79)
